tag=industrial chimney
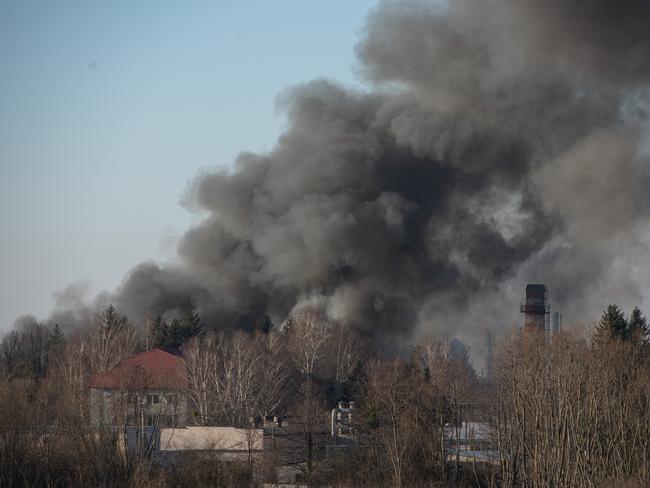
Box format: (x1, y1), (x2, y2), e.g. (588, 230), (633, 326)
(520, 284), (549, 337)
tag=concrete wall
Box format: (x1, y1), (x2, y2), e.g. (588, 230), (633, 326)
(159, 426), (263, 452)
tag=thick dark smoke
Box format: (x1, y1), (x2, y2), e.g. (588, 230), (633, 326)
(46, 0), (650, 356)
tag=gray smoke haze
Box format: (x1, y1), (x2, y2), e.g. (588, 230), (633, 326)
(45, 0), (650, 356)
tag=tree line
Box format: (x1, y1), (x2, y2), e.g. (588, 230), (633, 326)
(0, 302), (648, 487)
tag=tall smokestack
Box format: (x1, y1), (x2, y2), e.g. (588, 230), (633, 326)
(521, 284), (549, 337)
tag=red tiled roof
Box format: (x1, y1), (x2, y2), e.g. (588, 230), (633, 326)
(89, 348), (187, 390)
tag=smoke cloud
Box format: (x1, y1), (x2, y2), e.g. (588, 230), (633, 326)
(47, 0), (650, 355)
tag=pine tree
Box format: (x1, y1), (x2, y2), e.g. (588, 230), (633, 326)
(422, 366), (432, 383)
(100, 304), (129, 332)
(179, 302), (203, 337)
(259, 315), (274, 334)
(151, 316), (168, 348)
(627, 307), (649, 345)
(152, 303), (203, 349)
(50, 324), (65, 347)
(594, 304), (628, 346)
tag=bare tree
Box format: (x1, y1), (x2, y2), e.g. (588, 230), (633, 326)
(47, 307), (137, 425)
(357, 358), (445, 488)
(185, 329), (294, 427)
(69, 366), (164, 488)
(494, 328), (650, 488)
(323, 322), (366, 399)
(286, 308), (331, 376)
(413, 335), (475, 402)
(86, 305), (138, 374)
(276, 377), (329, 484)
(253, 329), (294, 418)
(211, 331), (263, 426)
(0, 318), (52, 379)
(184, 332), (218, 425)
(53, 334), (90, 422)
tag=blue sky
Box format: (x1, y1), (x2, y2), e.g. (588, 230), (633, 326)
(0, 0), (379, 330)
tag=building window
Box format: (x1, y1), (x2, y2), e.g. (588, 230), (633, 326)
(147, 394), (159, 405)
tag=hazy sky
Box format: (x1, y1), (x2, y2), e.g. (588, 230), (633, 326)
(0, 0), (378, 330)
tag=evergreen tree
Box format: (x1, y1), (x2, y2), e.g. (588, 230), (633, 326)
(627, 307), (649, 345)
(50, 324), (65, 347)
(47, 324), (66, 366)
(152, 302), (203, 349)
(179, 302), (203, 337)
(594, 304), (628, 346)
(259, 315), (274, 334)
(100, 304), (129, 332)
(151, 316), (167, 347)
(422, 366), (431, 383)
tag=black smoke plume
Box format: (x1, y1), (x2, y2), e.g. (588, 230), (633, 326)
(48, 0), (650, 354)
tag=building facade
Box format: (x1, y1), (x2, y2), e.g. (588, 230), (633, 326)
(89, 348), (188, 428)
